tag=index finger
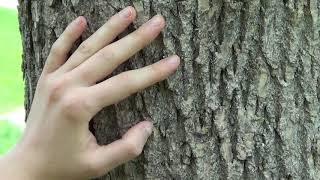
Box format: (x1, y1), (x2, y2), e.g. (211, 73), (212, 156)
(58, 6), (137, 73)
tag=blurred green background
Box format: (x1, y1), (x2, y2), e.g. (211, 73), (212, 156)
(0, 7), (23, 113)
(0, 4), (24, 155)
(0, 120), (22, 154)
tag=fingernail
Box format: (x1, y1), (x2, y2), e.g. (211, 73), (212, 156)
(167, 55), (180, 66)
(149, 15), (164, 27)
(76, 16), (86, 26)
(120, 7), (132, 18)
(75, 16), (82, 24)
(144, 122), (153, 136)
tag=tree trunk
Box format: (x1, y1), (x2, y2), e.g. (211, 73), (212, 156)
(18, 0), (320, 179)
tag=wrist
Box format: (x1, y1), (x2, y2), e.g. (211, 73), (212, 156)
(0, 143), (44, 180)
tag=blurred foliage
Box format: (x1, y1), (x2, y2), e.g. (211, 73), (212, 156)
(0, 7), (24, 113)
(0, 120), (22, 155)
(0, 6), (24, 155)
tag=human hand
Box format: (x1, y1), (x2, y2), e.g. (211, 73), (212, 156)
(0, 6), (180, 180)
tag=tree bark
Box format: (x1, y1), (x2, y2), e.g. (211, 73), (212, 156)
(18, 0), (320, 179)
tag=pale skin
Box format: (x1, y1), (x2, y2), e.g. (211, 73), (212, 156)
(0, 6), (180, 180)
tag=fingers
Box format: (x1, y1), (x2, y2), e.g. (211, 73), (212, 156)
(44, 16), (87, 74)
(89, 121), (153, 177)
(89, 55), (180, 109)
(58, 6), (137, 73)
(71, 15), (166, 84)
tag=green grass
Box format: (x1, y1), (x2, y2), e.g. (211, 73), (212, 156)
(0, 7), (24, 113)
(0, 120), (22, 155)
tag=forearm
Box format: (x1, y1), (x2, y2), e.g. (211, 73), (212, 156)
(0, 145), (87, 180)
(0, 148), (36, 180)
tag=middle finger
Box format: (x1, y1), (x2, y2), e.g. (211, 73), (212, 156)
(57, 6), (137, 74)
(71, 15), (166, 84)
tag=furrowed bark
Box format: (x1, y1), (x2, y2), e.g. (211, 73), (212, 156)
(18, 0), (320, 179)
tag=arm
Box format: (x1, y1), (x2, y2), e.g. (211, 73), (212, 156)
(0, 6), (180, 180)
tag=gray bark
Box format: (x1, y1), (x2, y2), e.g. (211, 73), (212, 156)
(18, 0), (320, 179)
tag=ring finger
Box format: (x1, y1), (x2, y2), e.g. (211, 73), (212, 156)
(57, 6), (137, 74)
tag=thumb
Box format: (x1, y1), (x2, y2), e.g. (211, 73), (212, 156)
(89, 120), (153, 177)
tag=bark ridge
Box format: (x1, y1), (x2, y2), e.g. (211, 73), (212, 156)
(18, 0), (320, 179)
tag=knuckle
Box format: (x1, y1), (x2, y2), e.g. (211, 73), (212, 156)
(60, 91), (95, 119)
(82, 158), (104, 178)
(98, 48), (115, 61)
(88, 162), (103, 177)
(125, 140), (143, 157)
(118, 71), (133, 83)
(46, 76), (71, 102)
(60, 94), (84, 115)
(118, 71), (143, 94)
(44, 75), (96, 120)
(78, 41), (93, 55)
